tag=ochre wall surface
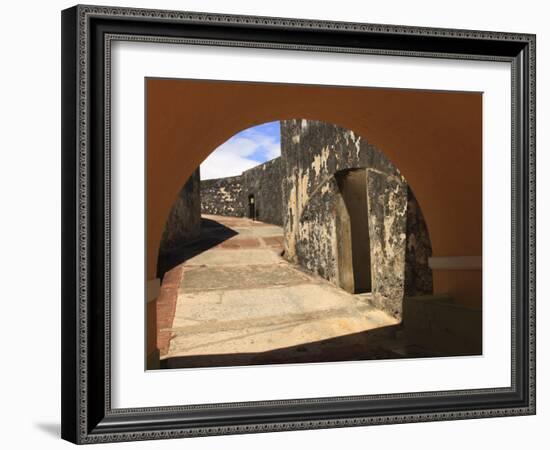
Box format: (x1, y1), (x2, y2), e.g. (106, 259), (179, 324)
(147, 78), (482, 307)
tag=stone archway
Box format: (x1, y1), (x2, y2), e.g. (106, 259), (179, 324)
(280, 119), (432, 319)
(147, 78), (482, 309)
(156, 119), (433, 320)
(146, 79), (483, 367)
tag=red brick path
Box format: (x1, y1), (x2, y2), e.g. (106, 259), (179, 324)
(155, 215), (284, 357)
(156, 265), (184, 356)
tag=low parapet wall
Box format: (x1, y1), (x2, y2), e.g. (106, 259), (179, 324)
(200, 158), (284, 226)
(200, 175), (246, 218)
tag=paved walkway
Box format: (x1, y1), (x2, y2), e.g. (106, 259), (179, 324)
(159, 215), (401, 368)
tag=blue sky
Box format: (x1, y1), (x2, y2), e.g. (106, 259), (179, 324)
(200, 121), (281, 180)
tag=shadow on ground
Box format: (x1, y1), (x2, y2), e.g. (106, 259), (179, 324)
(158, 324), (477, 370)
(157, 218), (238, 278)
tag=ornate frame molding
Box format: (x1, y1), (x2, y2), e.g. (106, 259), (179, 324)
(61, 4), (536, 444)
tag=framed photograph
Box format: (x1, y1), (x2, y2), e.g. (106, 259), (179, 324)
(61, 4), (536, 444)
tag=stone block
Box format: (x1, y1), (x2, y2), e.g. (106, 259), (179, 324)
(403, 294), (482, 355)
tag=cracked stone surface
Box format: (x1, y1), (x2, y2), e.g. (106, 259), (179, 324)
(161, 214), (399, 368)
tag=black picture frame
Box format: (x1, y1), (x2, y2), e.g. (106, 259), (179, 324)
(61, 4), (536, 444)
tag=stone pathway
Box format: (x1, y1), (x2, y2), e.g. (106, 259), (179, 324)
(159, 214), (402, 368)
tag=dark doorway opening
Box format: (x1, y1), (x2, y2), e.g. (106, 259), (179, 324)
(336, 169), (372, 294)
(248, 194), (256, 220)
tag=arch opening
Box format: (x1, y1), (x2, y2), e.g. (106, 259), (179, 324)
(335, 168), (372, 295)
(146, 78), (483, 370)
(248, 194), (256, 220)
(157, 119), (433, 320)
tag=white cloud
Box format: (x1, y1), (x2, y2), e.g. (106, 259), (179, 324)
(265, 142), (281, 160)
(200, 151), (258, 180)
(200, 124), (281, 180)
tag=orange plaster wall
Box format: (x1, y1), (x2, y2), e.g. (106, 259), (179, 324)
(146, 78), (482, 306)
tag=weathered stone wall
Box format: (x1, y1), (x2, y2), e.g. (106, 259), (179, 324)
(280, 119), (432, 319)
(242, 158), (284, 226)
(157, 169), (201, 277)
(404, 187), (433, 296)
(281, 120), (370, 275)
(200, 158), (284, 226)
(365, 157), (408, 317)
(200, 175), (246, 217)
(292, 176), (341, 283)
